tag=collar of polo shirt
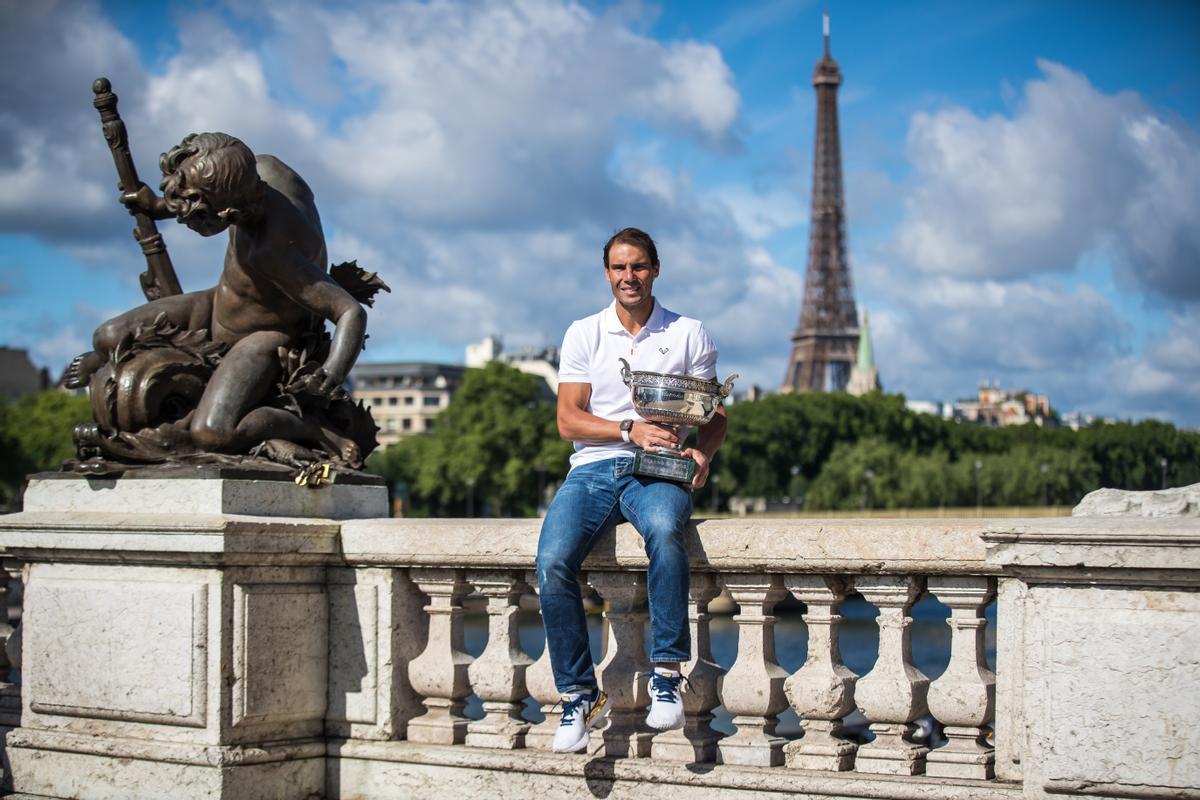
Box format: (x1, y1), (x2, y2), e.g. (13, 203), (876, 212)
(602, 298), (666, 336)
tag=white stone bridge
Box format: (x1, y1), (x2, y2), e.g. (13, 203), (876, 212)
(0, 474), (1195, 799)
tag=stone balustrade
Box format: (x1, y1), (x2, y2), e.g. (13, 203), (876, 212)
(0, 474), (1197, 800)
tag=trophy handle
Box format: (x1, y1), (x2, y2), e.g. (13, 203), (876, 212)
(618, 357), (633, 387)
(719, 373), (739, 399)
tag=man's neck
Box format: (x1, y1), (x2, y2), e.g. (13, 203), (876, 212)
(615, 297), (654, 336)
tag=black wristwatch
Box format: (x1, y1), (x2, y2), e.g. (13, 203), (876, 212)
(620, 419), (634, 443)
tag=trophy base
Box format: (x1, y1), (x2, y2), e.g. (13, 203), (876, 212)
(633, 450), (696, 484)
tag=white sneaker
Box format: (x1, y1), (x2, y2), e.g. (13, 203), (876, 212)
(551, 689), (609, 753)
(645, 668), (687, 731)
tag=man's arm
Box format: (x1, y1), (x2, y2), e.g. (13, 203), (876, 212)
(557, 383), (681, 450)
(681, 405), (727, 490)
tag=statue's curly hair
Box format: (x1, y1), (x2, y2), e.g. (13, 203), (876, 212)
(159, 132), (264, 224)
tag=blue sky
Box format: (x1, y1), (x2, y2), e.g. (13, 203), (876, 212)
(1, 0), (1198, 425)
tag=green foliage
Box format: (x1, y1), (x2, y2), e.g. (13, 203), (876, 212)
(0, 390), (92, 509)
(719, 392), (1197, 510)
(366, 363), (572, 516)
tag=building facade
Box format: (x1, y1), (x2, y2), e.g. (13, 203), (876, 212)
(348, 362), (466, 446)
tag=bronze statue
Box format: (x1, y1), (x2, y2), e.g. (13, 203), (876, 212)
(66, 79), (387, 474)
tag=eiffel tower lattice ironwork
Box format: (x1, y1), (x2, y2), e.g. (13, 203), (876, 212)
(782, 15), (860, 393)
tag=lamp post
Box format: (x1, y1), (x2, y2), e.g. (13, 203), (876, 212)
(1161, 457), (1169, 490)
(974, 459), (983, 517)
(1040, 463), (1049, 508)
(710, 474), (721, 513)
(863, 468), (875, 512)
(790, 464), (801, 507)
(465, 476), (476, 518)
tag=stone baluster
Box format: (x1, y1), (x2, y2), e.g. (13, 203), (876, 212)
(523, 569), (562, 750)
(651, 572), (725, 763)
(854, 575), (930, 775)
(926, 576), (996, 779)
(406, 568), (473, 744)
(783, 575), (858, 771)
(718, 574), (788, 766)
(466, 570), (533, 748)
(590, 570), (651, 758)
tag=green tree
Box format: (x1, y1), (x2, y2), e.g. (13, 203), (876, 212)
(366, 362), (572, 516)
(0, 390), (93, 510)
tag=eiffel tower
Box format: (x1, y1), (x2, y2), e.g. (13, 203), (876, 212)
(782, 14), (860, 393)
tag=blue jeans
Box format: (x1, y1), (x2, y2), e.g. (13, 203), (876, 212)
(536, 456), (693, 694)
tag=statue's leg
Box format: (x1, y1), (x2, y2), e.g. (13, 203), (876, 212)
(190, 329), (292, 453)
(65, 290), (215, 388)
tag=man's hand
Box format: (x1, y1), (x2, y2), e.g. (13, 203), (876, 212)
(630, 421), (680, 452)
(681, 448), (711, 489)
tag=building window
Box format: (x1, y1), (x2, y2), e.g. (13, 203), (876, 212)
(385, 419), (397, 431)
(405, 396), (415, 406)
(402, 418), (412, 431)
(388, 397), (398, 406)
(423, 395), (441, 407)
(424, 419), (435, 431)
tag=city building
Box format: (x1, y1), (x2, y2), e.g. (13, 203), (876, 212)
(0, 347), (51, 400)
(348, 362), (466, 446)
(953, 383), (1053, 427)
(782, 14), (862, 393)
(465, 335), (559, 398)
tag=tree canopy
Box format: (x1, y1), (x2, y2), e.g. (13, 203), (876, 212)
(0, 390), (92, 510)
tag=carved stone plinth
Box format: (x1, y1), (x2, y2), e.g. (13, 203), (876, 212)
(590, 571), (652, 758)
(651, 573), (724, 763)
(853, 576), (930, 775)
(718, 574), (787, 767)
(926, 576), (996, 779)
(407, 568), (473, 745)
(783, 575), (858, 771)
(465, 570), (532, 749)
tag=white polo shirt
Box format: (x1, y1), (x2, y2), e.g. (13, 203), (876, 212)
(559, 299), (719, 469)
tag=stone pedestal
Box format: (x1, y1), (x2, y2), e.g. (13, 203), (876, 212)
(0, 469), (386, 800)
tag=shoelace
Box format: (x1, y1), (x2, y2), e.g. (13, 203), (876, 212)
(642, 671), (690, 703)
(558, 694), (589, 726)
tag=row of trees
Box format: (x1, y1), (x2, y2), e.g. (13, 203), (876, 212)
(716, 392), (1198, 510)
(0, 391), (92, 510)
(4, 368), (1195, 516)
(367, 364), (1199, 515)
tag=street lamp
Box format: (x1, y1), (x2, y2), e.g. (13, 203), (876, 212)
(790, 464), (802, 507)
(974, 460), (983, 517)
(710, 474), (721, 512)
(863, 468), (875, 511)
(465, 476), (476, 518)
(1040, 463), (1049, 507)
(1161, 457), (1169, 490)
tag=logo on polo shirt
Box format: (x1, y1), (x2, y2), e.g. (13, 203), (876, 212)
(659, 347), (669, 354)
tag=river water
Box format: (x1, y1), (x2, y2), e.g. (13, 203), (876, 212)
(462, 593), (998, 743)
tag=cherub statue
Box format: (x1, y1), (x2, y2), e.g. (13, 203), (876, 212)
(66, 132), (385, 470)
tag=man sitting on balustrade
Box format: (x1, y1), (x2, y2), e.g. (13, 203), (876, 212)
(537, 227), (728, 753)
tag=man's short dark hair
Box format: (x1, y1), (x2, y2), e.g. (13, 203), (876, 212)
(603, 227), (659, 268)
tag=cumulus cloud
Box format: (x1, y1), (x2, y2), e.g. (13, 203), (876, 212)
(0, 0), (805, 392)
(895, 61), (1200, 302)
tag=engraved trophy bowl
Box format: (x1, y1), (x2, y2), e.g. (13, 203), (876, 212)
(618, 357), (737, 483)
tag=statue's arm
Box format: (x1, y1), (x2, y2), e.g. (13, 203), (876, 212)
(268, 251), (367, 387)
(120, 184), (173, 220)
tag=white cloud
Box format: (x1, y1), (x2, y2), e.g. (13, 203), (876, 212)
(894, 61), (1200, 302)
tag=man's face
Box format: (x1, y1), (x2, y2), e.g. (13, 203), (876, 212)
(605, 242), (659, 311)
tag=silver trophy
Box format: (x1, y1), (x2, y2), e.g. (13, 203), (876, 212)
(618, 358), (737, 483)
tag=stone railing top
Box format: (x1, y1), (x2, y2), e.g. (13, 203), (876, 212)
(339, 516), (999, 575)
(983, 516), (1200, 582)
